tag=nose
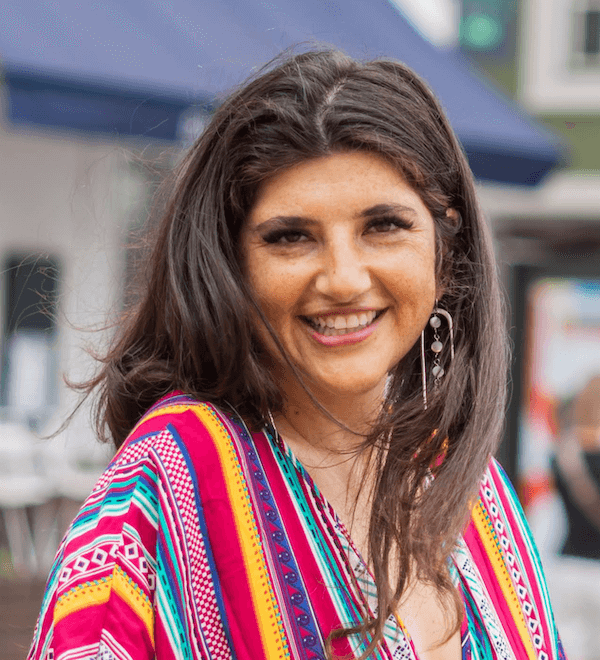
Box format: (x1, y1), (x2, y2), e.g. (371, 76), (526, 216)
(314, 238), (372, 301)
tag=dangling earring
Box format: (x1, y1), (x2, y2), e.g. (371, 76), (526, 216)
(421, 303), (454, 410)
(420, 330), (428, 410)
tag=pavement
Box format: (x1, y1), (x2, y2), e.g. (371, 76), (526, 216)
(0, 577), (46, 660)
(0, 499), (83, 660)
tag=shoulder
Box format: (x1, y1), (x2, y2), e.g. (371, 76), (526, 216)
(477, 457), (519, 510)
(27, 393), (241, 659)
(124, 391), (226, 444)
(115, 392), (244, 471)
(58, 393), (247, 549)
(475, 457), (529, 534)
(106, 393), (261, 516)
(466, 457), (563, 658)
(471, 457), (534, 564)
(59, 393), (229, 557)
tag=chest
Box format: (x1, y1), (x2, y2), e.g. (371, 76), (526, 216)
(396, 583), (462, 660)
(315, 474), (462, 660)
(205, 422), (559, 660)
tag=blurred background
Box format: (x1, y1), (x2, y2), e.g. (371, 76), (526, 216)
(1, 0), (599, 658)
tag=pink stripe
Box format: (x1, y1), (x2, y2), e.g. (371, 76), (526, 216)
(52, 592), (154, 657)
(463, 519), (531, 659)
(172, 407), (268, 660)
(252, 430), (359, 658)
(488, 462), (552, 656)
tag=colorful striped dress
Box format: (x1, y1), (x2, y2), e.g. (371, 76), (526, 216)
(28, 393), (566, 660)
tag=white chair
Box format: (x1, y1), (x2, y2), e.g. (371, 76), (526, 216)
(0, 421), (53, 576)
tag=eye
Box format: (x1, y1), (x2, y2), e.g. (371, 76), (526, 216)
(365, 215), (414, 234)
(262, 229), (309, 245)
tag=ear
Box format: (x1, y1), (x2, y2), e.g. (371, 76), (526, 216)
(445, 207), (460, 228)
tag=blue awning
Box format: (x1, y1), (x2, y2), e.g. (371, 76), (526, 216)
(0, 0), (564, 185)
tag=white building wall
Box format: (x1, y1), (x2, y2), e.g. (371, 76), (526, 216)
(521, 0), (600, 112)
(0, 113), (146, 450)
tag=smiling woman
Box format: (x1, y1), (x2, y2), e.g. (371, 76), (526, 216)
(28, 49), (567, 660)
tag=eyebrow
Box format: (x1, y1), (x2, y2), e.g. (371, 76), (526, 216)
(250, 215), (318, 234)
(358, 203), (419, 219)
(251, 203), (419, 233)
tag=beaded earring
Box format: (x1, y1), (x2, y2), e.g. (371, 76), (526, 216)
(420, 304), (454, 410)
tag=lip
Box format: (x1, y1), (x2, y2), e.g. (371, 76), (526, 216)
(305, 310), (385, 347)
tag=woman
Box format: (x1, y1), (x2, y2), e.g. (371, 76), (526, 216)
(553, 376), (600, 559)
(546, 377), (600, 659)
(29, 49), (566, 660)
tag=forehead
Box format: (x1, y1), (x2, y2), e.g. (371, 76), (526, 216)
(248, 151), (428, 221)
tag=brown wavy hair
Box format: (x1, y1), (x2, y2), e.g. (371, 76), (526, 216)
(81, 48), (508, 657)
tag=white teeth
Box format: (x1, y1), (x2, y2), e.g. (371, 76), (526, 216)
(346, 314), (359, 329)
(306, 310), (381, 335)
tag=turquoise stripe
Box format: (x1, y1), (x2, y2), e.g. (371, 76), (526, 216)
(70, 471), (159, 534)
(492, 463), (559, 653)
(156, 510), (193, 660)
(268, 432), (377, 658)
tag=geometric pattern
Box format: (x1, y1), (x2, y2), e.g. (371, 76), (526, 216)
(233, 417), (323, 660)
(27, 395), (568, 660)
(453, 537), (515, 660)
(479, 471), (548, 660)
(150, 424), (233, 659)
(337, 532), (418, 660)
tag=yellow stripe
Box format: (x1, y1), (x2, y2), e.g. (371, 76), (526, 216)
(111, 402), (197, 459)
(472, 501), (537, 660)
(54, 566), (154, 645)
(112, 565), (154, 644)
(131, 403), (194, 430)
(54, 576), (112, 624)
(134, 401), (288, 658)
(191, 404), (288, 659)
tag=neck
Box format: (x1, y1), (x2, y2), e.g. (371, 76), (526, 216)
(272, 370), (386, 464)
(271, 371), (386, 550)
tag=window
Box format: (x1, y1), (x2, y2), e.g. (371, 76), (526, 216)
(1, 253), (60, 428)
(584, 9), (600, 53)
(573, 1), (600, 65)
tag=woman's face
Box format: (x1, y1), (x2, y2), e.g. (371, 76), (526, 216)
(241, 151), (439, 401)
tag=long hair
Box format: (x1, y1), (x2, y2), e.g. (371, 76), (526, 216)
(82, 48), (508, 657)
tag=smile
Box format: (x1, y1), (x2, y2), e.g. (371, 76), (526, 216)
(302, 310), (383, 335)
(300, 309), (386, 346)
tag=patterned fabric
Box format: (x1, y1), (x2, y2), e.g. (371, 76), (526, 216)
(28, 394), (567, 660)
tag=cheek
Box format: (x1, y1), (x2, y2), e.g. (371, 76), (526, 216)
(387, 251), (437, 297)
(249, 258), (308, 314)
(246, 270), (300, 336)
(387, 263), (437, 339)
(241, 238), (299, 348)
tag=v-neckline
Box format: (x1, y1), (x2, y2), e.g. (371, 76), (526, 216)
(264, 424), (469, 660)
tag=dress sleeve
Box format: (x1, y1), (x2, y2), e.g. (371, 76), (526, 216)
(27, 415), (234, 660)
(482, 459), (568, 660)
(27, 434), (160, 660)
